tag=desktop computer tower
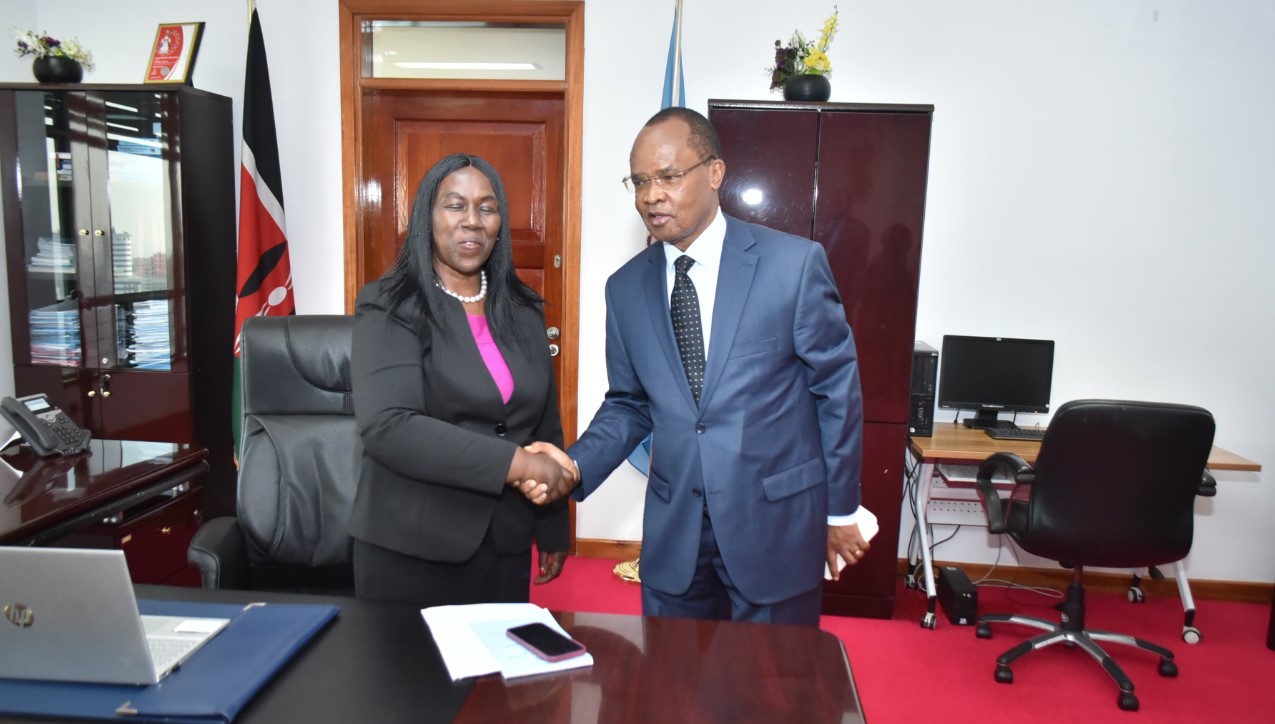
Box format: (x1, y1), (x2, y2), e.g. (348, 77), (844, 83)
(909, 342), (939, 436)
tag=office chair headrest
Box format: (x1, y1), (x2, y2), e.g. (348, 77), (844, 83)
(240, 315), (353, 416)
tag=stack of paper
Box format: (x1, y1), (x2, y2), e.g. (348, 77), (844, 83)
(120, 300), (171, 370)
(27, 237), (76, 273)
(421, 603), (594, 681)
(29, 304), (81, 367)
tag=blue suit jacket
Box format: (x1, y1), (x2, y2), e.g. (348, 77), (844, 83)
(570, 214), (864, 604)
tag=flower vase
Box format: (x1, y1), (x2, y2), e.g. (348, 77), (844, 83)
(33, 56), (84, 84)
(783, 74), (831, 102)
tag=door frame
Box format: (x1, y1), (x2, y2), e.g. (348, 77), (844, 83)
(338, 0), (583, 446)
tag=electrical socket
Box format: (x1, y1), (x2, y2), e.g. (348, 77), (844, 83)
(926, 499), (987, 526)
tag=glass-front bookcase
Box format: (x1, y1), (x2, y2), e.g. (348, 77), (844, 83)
(1, 84), (236, 516)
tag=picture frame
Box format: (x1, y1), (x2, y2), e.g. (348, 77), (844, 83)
(144, 22), (205, 84)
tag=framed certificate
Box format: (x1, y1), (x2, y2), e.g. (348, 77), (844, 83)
(144, 22), (205, 84)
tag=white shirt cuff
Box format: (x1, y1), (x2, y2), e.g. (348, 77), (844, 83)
(827, 509), (862, 527)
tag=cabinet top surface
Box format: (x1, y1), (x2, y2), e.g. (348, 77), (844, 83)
(708, 98), (934, 113)
(0, 83), (227, 99)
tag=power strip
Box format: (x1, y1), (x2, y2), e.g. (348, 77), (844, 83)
(926, 499), (987, 526)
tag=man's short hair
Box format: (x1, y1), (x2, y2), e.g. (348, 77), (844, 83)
(645, 107), (723, 160)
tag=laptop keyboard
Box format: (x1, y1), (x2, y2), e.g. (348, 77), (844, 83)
(147, 636), (201, 676)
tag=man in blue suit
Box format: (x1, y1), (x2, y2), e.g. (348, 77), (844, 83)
(531, 107), (869, 626)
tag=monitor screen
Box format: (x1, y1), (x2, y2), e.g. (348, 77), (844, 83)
(937, 335), (1055, 427)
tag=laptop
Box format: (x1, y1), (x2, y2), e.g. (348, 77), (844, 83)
(0, 547), (230, 685)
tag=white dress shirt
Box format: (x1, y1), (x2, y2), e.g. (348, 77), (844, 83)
(662, 208), (863, 529)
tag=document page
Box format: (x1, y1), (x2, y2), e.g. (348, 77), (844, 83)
(824, 506), (879, 580)
(421, 603), (594, 681)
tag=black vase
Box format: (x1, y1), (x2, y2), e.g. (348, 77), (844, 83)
(32, 56), (83, 84)
(782, 74), (831, 102)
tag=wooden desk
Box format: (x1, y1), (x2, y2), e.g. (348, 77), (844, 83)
(0, 439), (208, 584)
(32, 586), (862, 724)
(907, 424), (1261, 629)
(910, 424), (1262, 471)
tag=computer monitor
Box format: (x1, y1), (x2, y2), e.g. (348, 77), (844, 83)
(936, 335), (1055, 429)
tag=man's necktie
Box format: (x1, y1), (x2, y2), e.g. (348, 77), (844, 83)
(670, 255), (706, 404)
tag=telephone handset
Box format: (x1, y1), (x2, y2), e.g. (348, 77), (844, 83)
(0, 394), (91, 456)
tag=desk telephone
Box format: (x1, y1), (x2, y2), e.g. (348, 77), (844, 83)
(1, 394), (91, 456)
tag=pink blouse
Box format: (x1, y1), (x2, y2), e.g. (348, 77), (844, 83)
(467, 314), (514, 404)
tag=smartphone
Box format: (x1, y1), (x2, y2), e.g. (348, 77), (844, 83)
(506, 623), (587, 662)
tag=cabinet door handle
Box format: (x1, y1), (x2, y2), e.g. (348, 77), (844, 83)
(159, 526), (172, 535)
(93, 229), (105, 237)
(78, 229), (89, 236)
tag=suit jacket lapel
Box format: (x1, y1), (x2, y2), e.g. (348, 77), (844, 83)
(642, 244), (700, 411)
(699, 217), (758, 411)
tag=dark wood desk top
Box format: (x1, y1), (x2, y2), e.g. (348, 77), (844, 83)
(122, 586), (864, 724)
(0, 439), (208, 545)
(910, 423), (1261, 471)
(459, 612), (864, 724)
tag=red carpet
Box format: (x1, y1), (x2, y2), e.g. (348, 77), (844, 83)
(532, 556), (1275, 722)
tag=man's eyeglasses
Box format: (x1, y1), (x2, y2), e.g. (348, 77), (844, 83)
(622, 156), (716, 194)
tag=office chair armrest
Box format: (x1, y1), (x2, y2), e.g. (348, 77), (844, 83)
(976, 453), (1035, 535)
(1197, 469), (1217, 497)
(187, 516), (250, 590)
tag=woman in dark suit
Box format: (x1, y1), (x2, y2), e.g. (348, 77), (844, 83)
(349, 153), (573, 606)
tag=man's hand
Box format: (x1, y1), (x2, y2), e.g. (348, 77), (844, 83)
(534, 550), (568, 584)
(507, 448), (573, 504)
(522, 441), (579, 504)
(826, 523), (870, 581)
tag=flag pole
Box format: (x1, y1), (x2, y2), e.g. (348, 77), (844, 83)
(672, 0), (684, 105)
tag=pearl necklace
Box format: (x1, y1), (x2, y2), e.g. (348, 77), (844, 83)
(435, 271), (487, 304)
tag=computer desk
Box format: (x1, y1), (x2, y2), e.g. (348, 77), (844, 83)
(907, 424), (1262, 630)
(15, 585), (862, 724)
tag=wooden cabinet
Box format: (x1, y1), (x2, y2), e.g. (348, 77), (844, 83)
(709, 100), (933, 618)
(0, 84), (236, 518)
(54, 487), (205, 586)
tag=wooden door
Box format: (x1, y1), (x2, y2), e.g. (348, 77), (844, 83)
(359, 90), (565, 351)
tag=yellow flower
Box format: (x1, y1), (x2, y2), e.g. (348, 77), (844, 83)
(817, 9), (840, 52)
(804, 49), (831, 74)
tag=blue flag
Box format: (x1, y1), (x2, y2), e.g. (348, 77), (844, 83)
(661, 2), (686, 108)
(630, 2), (687, 476)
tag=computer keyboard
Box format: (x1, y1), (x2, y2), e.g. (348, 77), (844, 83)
(984, 427), (1047, 441)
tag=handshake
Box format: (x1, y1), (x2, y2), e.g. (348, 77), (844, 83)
(507, 441), (578, 505)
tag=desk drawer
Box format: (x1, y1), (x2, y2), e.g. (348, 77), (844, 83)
(54, 488), (204, 586)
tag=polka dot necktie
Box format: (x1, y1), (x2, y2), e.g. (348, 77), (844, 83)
(671, 255), (705, 404)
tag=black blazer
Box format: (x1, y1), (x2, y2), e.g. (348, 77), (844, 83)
(347, 278), (567, 563)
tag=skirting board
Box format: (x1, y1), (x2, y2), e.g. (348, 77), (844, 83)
(573, 539), (1275, 604)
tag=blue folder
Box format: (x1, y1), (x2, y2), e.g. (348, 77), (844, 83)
(0, 599), (339, 723)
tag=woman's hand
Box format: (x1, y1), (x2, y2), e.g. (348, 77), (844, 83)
(535, 550), (567, 584)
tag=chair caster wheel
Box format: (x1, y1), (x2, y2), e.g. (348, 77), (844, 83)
(920, 613), (936, 630)
(1127, 586), (1145, 603)
(976, 624), (992, 639)
(1159, 659), (1178, 677)
(905, 574), (917, 589)
(994, 665), (1013, 684)
(1182, 626), (1202, 645)
(1118, 692), (1139, 711)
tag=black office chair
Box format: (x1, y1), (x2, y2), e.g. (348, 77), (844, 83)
(972, 399), (1216, 712)
(188, 315), (359, 592)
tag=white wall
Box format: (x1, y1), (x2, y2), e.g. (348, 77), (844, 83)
(2, 1), (1271, 583)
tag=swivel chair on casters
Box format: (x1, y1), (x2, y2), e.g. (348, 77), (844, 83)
(971, 399), (1216, 712)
